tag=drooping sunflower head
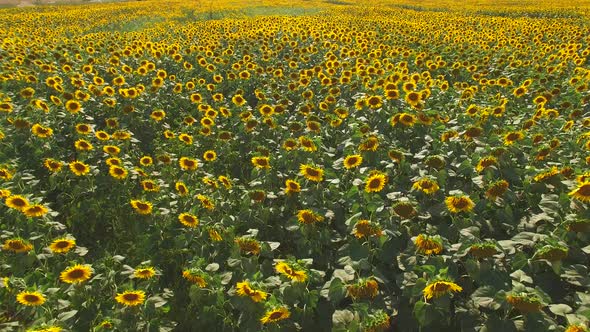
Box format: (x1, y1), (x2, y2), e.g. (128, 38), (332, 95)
(445, 195), (475, 213)
(414, 234), (443, 255)
(347, 278), (379, 300)
(296, 209), (324, 225)
(423, 280), (462, 300)
(506, 292), (544, 313)
(3, 238), (34, 253)
(469, 242), (498, 258)
(182, 269), (207, 287)
(23, 204), (49, 218)
(235, 237), (261, 255)
(392, 201), (416, 219)
(352, 219), (383, 238)
(275, 261), (307, 282)
(412, 178), (440, 195)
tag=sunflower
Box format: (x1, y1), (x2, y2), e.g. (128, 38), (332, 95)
(235, 237), (261, 255)
(258, 104), (275, 117)
(95, 131), (110, 141)
(486, 180), (509, 199)
(218, 176), (232, 189)
(178, 134), (193, 145)
(60, 264), (92, 284)
(365, 172), (387, 193)
(534, 166), (560, 182)
(182, 269), (207, 287)
(564, 325), (588, 332)
(232, 94), (246, 106)
(352, 220), (383, 238)
(43, 158), (63, 173)
(65, 100), (82, 113)
(298, 136), (317, 152)
(49, 238), (76, 254)
(74, 139), (94, 151)
(31, 124), (53, 138)
(405, 91), (422, 107)
(134, 267), (156, 279)
(412, 178), (439, 194)
(16, 291), (46, 306)
(178, 213), (199, 228)
(392, 201), (416, 219)
(130, 199), (153, 215)
(445, 195), (475, 213)
(103, 145), (121, 155)
(197, 194), (215, 210)
(503, 131), (525, 146)
(347, 278), (379, 299)
(3, 238), (33, 253)
(235, 281), (268, 302)
(5, 195), (30, 211)
(284, 179), (301, 195)
(179, 157), (199, 171)
(69, 161), (90, 176)
(423, 280), (462, 300)
(359, 136), (379, 151)
(506, 293), (543, 313)
(300, 164), (324, 182)
(260, 307), (290, 324)
(150, 110), (166, 121)
(251, 156), (270, 169)
(475, 156), (498, 172)
(569, 181), (590, 202)
(208, 228), (223, 242)
(275, 261), (307, 282)
(23, 204), (48, 218)
(469, 243), (498, 258)
(115, 290), (146, 307)
(175, 181), (189, 196)
(141, 180), (160, 192)
(203, 150), (217, 161)
(297, 209), (324, 224)
(109, 166), (128, 180)
(343, 154), (362, 169)
(414, 234), (443, 255)
(366, 95), (383, 109)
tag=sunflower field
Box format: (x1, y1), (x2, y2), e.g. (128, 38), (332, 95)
(1, 0), (590, 331)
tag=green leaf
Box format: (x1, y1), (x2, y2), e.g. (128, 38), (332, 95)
(510, 270), (533, 284)
(471, 286), (501, 310)
(413, 300), (435, 327)
(548, 304), (572, 316)
(327, 278), (346, 304)
(58, 310), (78, 322)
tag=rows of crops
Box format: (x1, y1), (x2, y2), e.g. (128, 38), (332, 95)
(1, 0), (590, 331)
